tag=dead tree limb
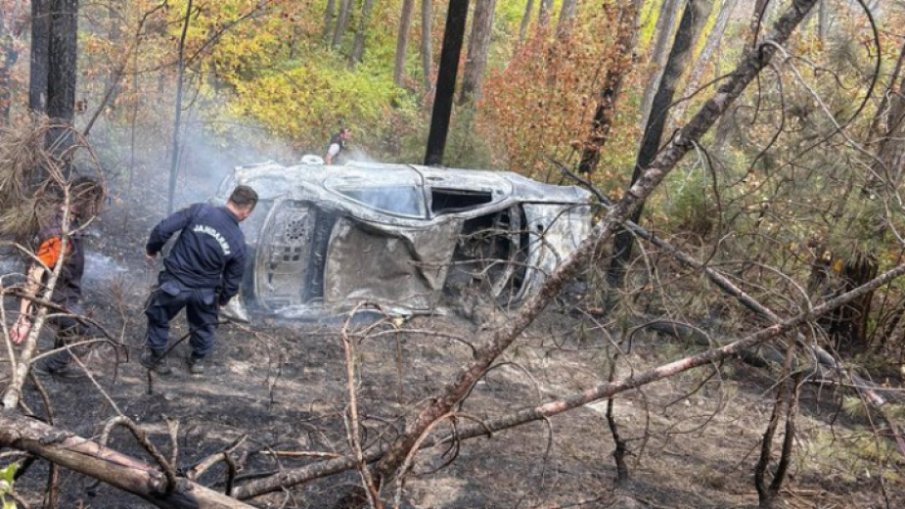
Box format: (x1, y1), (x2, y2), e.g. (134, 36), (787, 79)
(0, 410), (256, 509)
(557, 159), (905, 444)
(232, 258), (905, 500)
(372, 0), (820, 484)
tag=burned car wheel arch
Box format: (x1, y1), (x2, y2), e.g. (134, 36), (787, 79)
(216, 161), (592, 320)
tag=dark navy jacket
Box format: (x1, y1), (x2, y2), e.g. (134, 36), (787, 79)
(146, 203), (246, 303)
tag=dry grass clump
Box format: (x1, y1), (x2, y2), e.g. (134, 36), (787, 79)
(0, 117), (105, 242)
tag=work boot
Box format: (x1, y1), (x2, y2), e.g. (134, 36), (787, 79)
(34, 361), (86, 380)
(140, 349), (172, 375)
(186, 356), (205, 375)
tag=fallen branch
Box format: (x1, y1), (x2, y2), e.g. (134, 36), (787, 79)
(0, 410), (255, 509)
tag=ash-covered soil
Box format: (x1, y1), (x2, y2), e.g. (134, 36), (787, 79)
(2, 186), (903, 509)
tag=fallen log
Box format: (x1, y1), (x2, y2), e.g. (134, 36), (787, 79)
(0, 410), (255, 509)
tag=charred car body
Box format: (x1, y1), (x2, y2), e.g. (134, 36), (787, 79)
(214, 160), (592, 319)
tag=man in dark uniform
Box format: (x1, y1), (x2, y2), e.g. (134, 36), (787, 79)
(140, 185), (257, 375)
(324, 127), (351, 165)
(10, 177), (105, 378)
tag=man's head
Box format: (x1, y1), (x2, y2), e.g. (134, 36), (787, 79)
(226, 185), (258, 222)
(339, 127), (351, 141)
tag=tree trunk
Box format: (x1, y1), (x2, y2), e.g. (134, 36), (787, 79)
(578, 0), (643, 174)
(458, 0), (496, 104)
(424, 0), (468, 166)
(350, 0), (376, 64)
(537, 0), (553, 32)
(674, 0), (739, 120)
(0, 13), (20, 123)
(817, 0), (828, 42)
(29, 0), (51, 114)
(46, 0), (78, 124)
(168, 0), (192, 214)
(640, 0), (680, 127)
(555, 0), (578, 40)
(332, 0), (352, 49)
(608, 0), (714, 290)
(394, 0), (416, 85)
(323, 0), (336, 41)
(518, 0), (534, 43)
(420, 0), (433, 91)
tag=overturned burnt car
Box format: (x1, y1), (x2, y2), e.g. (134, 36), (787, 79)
(214, 159), (592, 319)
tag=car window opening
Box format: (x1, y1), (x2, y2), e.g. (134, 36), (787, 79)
(336, 186), (425, 217)
(431, 188), (493, 214)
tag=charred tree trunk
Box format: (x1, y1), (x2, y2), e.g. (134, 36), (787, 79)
(420, 0), (433, 91)
(754, 350), (801, 509)
(394, 0), (416, 85)
(424, 0), (468, 166)
(332, 0), (352, 49)
(607, 0), (714, 290)
(350, 0), (376, 64)
(458, 0), (496, 104)
(640, 0), (680, 126)
(46, 0), (78, 124)
(29, 0), (51, 114)
(555, 0), (578, 41)
(577, 0), (642, 175)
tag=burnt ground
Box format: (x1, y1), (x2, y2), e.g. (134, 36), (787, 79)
(3, 181), (905, 508)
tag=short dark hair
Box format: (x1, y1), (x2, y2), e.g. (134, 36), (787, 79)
(228, 185), (258, 209)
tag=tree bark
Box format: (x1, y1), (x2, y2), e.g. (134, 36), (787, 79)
(322, 0), (336, 41)
(394, 0), (416, 85)
(350, 0), (376, 64)
(607, 0), (714, 290)
(537, 0), (553, 32)
(640, 0), (680, 127)
(29, 0), (51, 114)
(46, 0), (78, 124)
(424, 0), (468, 166)
(577, 0), (643, 174)
(555, 0), (578, 40)
(674, 0), (739, 120)
(458, 0), (496, 104)
(420, 0), (433, 91)
(167, 0), (191, 214)
(0, 6), (22, 123)
(518, 0), (534, 43)
(332, 0), (352, 49)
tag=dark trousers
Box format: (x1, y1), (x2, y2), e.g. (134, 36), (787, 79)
(44, 301), (88, 371)
(145, 276), (219, 360)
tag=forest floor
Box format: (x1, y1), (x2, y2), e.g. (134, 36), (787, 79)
(2, 181), (904, 509)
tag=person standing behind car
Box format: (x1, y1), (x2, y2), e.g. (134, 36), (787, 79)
(141, 185), (257, 375)
(324, 127), (351, 165)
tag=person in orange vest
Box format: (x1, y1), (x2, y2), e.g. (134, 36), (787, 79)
(11, 177), (104, 379)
